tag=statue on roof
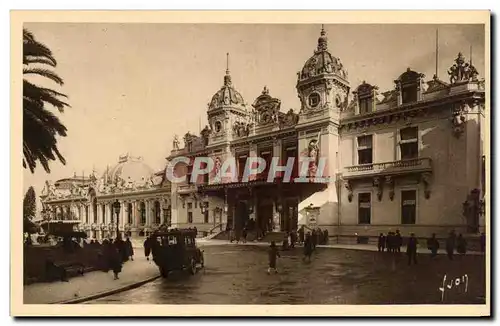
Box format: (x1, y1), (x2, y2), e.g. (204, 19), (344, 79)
(448, 52), (479, 84)
(173, 135), (180, 151)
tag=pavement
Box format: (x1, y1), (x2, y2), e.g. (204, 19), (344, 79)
(193, 238), (484, 256)
(89, 245), (487, 305)
(23, 257), (159, 304)
(24, 238), (482, 304)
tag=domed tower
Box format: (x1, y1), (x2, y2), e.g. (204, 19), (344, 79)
(207, 53), (249, 146)
(296, 25), (350, 123)
(295, 26), (348, 231)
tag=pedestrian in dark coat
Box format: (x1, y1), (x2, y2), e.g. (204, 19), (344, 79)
(144, 236), (152, 260)
(323, 229), (329, 245)
(378, 233), (386, 252)
(395, 230), (403, 253)
(456, 234), (467, 254)
(446, 230), (456, 260)
(303, 233), (313, 262)
(104, 242), (122, 279)
(480, 232), (486, 253)
(427, 233), (439, 257)
(298, 226), (305, 244)
(267, 241), (280, 274)
(311, 229), (317, 250)
(125, 237), (134, 261)
(406, 233), (418, 265)
(385, 232), (393, 252)
(290, 230), (297, 248)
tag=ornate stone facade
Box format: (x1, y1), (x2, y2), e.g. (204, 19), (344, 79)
(39, 154), (172, 240)
(166, 26), (486, 239)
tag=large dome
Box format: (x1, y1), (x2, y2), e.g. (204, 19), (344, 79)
(208, 57), (245, 111)
(103, 154), (154, 185)
(298, 27), (348, 81)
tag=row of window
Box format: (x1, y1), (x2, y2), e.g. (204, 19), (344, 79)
(358, 190), (417, 225)
(357, 126), (418, 165)
(358, 84), (418, 115)
(186, 201), (210, 224)
(85, 200), (170, 225)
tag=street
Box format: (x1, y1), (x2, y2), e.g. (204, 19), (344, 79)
(87, 245), (486, 305)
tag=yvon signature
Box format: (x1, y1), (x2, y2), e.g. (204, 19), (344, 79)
(438, 274), (468, 302)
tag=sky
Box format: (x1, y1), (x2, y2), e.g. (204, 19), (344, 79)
(22, 23), (485, 203)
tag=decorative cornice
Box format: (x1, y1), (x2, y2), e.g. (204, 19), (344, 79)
(340, 89), (484, 131)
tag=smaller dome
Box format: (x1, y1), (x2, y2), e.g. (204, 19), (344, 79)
(208, 53), (245, 111)
(103, 154), (154, 185)
(298, 27), (348, 81)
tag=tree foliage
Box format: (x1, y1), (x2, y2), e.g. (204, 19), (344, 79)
(23, 186), (36, 219)
(23, 28), (70, 173)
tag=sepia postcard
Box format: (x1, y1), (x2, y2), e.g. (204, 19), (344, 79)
(11, 10), (490, 317)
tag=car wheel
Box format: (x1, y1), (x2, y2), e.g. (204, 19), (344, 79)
(190, 258), (196, 275)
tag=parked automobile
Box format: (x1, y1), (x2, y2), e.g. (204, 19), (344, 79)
(150, 228), (204, 278)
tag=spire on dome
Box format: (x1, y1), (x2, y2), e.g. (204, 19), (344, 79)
(317, 24), (328, 52)
(224, 52), (232, 86)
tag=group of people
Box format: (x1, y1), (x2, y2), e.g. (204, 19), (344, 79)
(267, 229), (321, 273)
(377, 229), (486, 265)
(90, 236), (134, 280)
(377, 230), (403, 253)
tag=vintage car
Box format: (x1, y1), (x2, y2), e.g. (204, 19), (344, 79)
(150, 229), (204, 277)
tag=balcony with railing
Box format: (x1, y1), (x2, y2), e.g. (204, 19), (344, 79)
(343, 157), (432, 179)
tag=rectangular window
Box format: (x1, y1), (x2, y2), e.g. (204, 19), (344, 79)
(187, 202), (192, 210)
(259, 149), (273, 180)
(195, 201), (198, 209)
(102, 205), (106, 224)
(400, 127), (418, 160)
(401, 190), (417, 224)
(187, 211), (193, 223)
(85, 206), (89, 224)
(358, 193), (371, 224)
(237, 155), (247, 181)
(357, 135), (373, 165)
(359, 97), (373, 114)
(402, 85), (418, 104)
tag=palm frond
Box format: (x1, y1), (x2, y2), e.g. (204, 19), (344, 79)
(23, 68), (64, 85)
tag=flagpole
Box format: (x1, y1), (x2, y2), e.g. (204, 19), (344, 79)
(435, 28), (439, 78)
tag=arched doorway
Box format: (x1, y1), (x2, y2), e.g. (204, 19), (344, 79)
(154, 200), (161, 224)
(235, 201), (248, 231)
(140, 202), (146, 225)
(127, 203), (133, 224)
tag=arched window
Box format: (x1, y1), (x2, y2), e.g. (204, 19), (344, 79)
(127, 203), (133, 224)
(154, 201), (161, 224)
(140, 202), (146, 224)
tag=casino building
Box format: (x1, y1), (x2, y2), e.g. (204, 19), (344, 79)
(167, 27), (486, 240)
(40, 27), (486, 241)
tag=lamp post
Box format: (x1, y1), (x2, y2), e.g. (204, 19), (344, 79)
(113, 199), (121, 239)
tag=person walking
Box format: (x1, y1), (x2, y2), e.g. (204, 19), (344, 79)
(267, 241), (281, 274)
(144, 235), (152, 261)
(406, 233), (418, 265)
(446, 230), (456, 260)
(480, 232), (486, 253)
(303, 232), (313, 262)
(395, 230), (403, 253)
(311, 229), (317, 251)
(378, 233), (386, 252)
(125, 236), (134, 261)
(456, 234), (467, 255)
(298, 226), (305, 245)
(426, 233), (439, 258)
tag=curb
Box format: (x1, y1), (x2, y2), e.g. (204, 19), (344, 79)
(196, 240), (484, 256)
(57, 274), (161, 304)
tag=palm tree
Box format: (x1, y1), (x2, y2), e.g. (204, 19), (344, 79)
(23, 28), (70, 173)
